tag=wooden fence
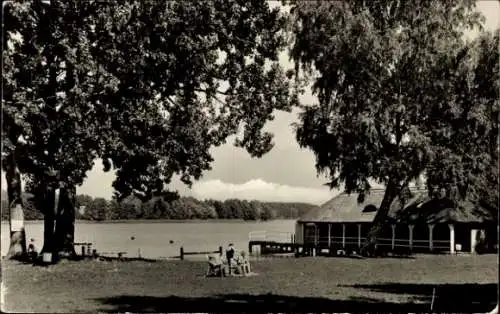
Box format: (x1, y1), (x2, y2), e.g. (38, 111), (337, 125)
(179, 246), (223, 260)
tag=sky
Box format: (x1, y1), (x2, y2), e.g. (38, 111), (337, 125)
(3, 1), (499, 206)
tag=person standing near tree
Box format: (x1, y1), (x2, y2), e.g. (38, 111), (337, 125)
(27, 238), (38, 261)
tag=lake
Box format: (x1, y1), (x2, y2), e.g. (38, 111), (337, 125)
(0, 220), (296, 259)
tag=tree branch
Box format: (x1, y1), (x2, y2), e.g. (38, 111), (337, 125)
(401, 175), (413, 192)
(395, 113), (402, 147)
(165, 96), (178, 108)
(193, 88), (230, 96)
(374, 119), (393, 152)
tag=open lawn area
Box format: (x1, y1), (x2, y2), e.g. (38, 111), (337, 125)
(1, 254), (498, 313)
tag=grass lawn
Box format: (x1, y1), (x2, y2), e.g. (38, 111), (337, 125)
(1, 254), (497, 313)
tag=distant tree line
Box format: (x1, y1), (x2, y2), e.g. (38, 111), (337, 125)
(1, 191), (316, 221)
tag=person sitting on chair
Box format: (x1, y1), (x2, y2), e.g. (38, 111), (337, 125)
(207, 254), (224, 277)
(239, 250), (251, 275)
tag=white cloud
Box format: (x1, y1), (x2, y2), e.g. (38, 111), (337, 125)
(191, 178), (337, 205)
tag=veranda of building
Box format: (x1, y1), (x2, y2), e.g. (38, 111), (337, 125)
(295, 189), (497, 255)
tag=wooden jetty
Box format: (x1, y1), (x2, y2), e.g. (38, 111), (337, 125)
(247, 231), (359, 257)
(247, 231), (427, 258)
(248, 231), (301, 255)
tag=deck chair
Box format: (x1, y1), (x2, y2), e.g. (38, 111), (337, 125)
(206, 254), (224, 277)
(238, 251), (251, 275)
(228, 252), (251, 276)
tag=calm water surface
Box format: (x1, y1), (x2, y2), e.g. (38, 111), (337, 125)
(1, 220), (295, 259)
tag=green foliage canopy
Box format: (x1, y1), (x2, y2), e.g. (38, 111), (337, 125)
(2, 0), (294, 205)
(288, 0), (489, 199)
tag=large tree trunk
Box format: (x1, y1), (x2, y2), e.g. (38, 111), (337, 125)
(360, 180), (399, 256)
(40, 187), (58, 263)
(5, 152), (27, 260)
(54, 186), (77, 258)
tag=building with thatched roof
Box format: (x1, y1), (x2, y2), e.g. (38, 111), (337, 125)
(295, 188), (497, 255)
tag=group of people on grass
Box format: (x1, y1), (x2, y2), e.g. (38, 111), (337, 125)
(207, 243), (252, 277)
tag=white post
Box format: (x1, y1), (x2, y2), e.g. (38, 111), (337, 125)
(470, 229), (478, 254)
(327, 224), (331, 247)
(391, 224), (396, 250)
(409, 225), (414, 251)
(429, 224), (435, 252)
(357, 224), (362, 248)
(449, 224), (455, 254)
(342, 224), (346, 248)
(314, 224), (318, 246)
(312, 224), (318, 257)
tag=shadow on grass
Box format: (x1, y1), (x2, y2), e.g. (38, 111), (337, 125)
(18, 256), (159, 268)
(95, 293), (428, 313)
(343, 283), (498, 312)
(95, 283), (498, 313)
(94, 256), (159, 263)
(364, 254), (416, 259)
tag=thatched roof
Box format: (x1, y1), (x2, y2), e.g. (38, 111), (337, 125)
(299, 189), (390, 223)
(298, 188), (496, 224)
(393, 196), (496, 224)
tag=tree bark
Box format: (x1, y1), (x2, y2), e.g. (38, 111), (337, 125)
(5, 152), (27, 260)
(360, 179), (399, 256)
(54, 186), (77, 258)
(40, 187), (57, 263)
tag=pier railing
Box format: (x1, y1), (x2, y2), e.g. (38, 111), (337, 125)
(248, 231), (295, 243)
(303, 235), (452, 252)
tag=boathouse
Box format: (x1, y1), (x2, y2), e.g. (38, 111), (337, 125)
(295, 188), (497, 255)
